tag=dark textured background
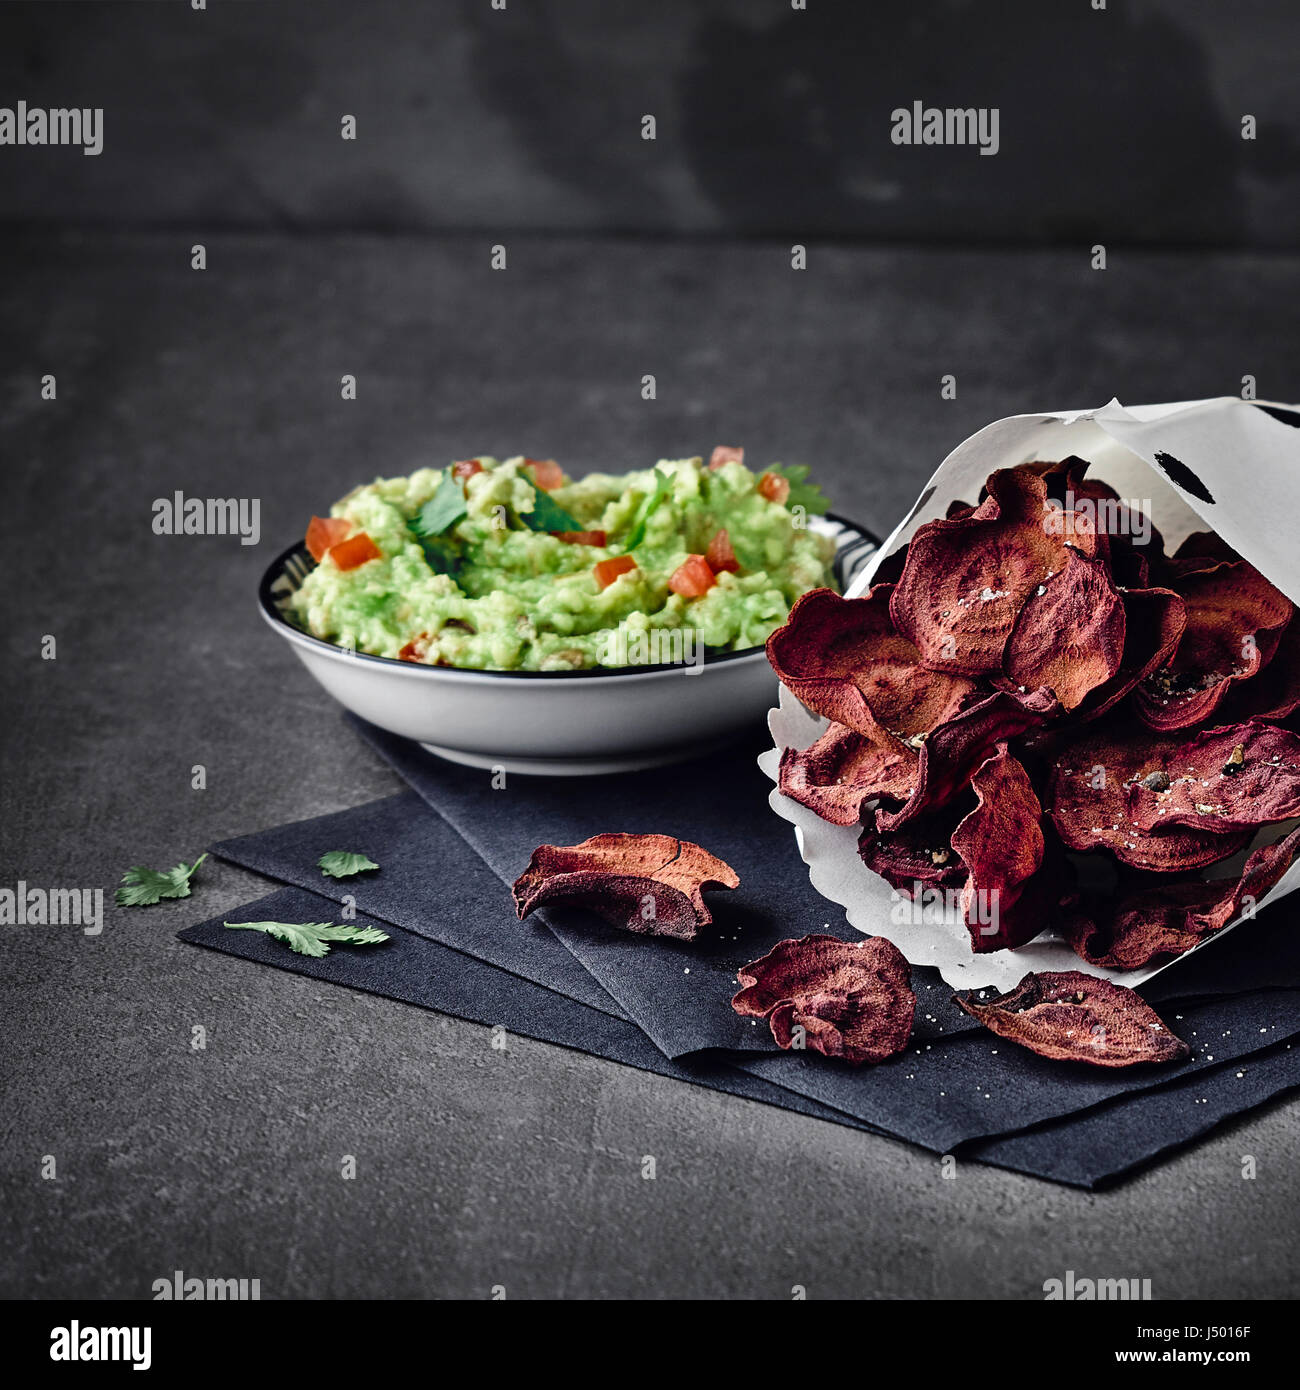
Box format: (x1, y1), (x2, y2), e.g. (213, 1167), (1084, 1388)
(2, 0), (1298, 245)
(2, 0), (1299, 1300)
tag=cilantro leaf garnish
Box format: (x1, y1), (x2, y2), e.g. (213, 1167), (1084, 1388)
(518, 476), (582, 533)
(223, 920), (391, 958)
(411, 469), (469, 539)
(419, 535), (462, 577)
(317, 850), (379, 879)
(619, 468), (673, 552)
(764, 463), (829, 516)
(115, 853), (208, 908)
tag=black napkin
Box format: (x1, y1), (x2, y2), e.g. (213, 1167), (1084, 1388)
(211, 790), (621, 1017)
(177, 884), (889, 1136)
(179, 882), (1300, 1188)
(349, 720), (968, 1057)
(735, 988), (1300, 1152)
(966, 1038), (1300, 1186)
(205, 722), (1300, 1177)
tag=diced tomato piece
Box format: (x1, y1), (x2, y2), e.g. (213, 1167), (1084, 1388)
(524, 457), (564, 490)
(305, 515), (351, 562)
(398, 633), (431, 662)
(758, 471), (790, 505)
(668, 554), (716, 598)
(594, 555), (636, 590)
(709, 445), (744, 470)
(329, 532), (382, 571)
(555, 530), (607, 547)
(705, 528), (739, 573)
(452, 459), (483, 481)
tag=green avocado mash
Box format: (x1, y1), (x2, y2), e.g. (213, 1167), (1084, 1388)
(289, 455), (837, 671)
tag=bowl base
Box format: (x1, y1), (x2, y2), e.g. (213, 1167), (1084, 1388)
(419, 741), (719, 777)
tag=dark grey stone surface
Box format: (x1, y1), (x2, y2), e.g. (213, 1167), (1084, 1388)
(3, 0), (1298, 245)
(2, 231), (1298, 1298)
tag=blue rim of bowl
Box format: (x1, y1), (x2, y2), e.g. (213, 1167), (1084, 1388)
(258, 512), (880, 681)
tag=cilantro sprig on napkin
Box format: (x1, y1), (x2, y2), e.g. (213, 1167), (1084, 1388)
(318, 851), (379, 879)
(223, 920), (391, 958)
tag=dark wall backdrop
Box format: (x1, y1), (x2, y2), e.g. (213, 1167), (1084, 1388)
(1, 0), (1297, 246)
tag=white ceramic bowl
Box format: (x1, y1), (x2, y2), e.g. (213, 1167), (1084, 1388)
(259, 515), (878, 775)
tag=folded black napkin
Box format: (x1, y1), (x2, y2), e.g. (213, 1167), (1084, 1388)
(178, 885), (892, 1136)
(189, 717), (1300, 1186)
(180, 876), (1300, 1188)
(966, 1037), (1299, 1184)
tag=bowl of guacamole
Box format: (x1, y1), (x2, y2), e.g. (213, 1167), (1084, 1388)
(260, 450), (878, 773)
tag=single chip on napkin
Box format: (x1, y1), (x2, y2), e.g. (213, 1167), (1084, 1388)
(732, 934), (915, 1065)
(954, 970), (1190, 1068)
(512, 833), (739, 940)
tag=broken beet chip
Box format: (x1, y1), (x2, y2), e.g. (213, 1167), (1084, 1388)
(1125, 721), (1300, 832)
(1046, 721), (1250, 872)
(1066, 825), (1300, 970)
(778, 721), (918, 826)
(1162, 529), (1241, 579)
(732, 934), (914, 1065)
(512, 833), (739, 941)
(1135, 559), (1292, 731)
(1213, 611), (1300, 725)
(766, 585), (975, 737)
(1076, 583), (1185, 722)
(1001, 547), (1126, 711)
(890, 464), (1098, 676)
(954, 970), (1190, 1068)
(858, 805), (968, 895)
(949, 744), (1061, 952)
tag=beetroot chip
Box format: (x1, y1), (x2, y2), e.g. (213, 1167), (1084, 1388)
(1002, 547), (1126, 710)
(778, 722), (918, 826)
(1125, 721), (1300, 832)
(1046, 721), (1250, 871)
(1049, 479), (1158, 571)
(732, 934), (914, 1065)
(1163, 529), (1241, 579)
(512, 833), (739, 940)
(1066, 825), (1300, 969)
(1214, 613), (1300, 725)
(1037, 460), (1165, 588)
(877, 687), (1057, 833)
(890, 464), (1099, 675)
(766, 586), (975, 737)
(954, 970), (1190, 1067)
(858, 806), (968, 895)
(1136, 560), (1292, 730)
(1078, 583), (1185, 721)
(949, 744), (1061, 952)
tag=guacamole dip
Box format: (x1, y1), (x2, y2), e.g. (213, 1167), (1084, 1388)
(289, 451), (836, 671)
